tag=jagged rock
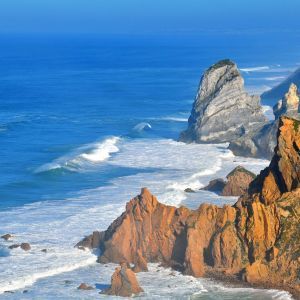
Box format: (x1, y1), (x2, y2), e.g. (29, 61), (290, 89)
(222, 166), (256, 196)
(132, 250), (148, 273)
(273, 83), (299, 119)
(77, 283), (94, 290)
(103, 263), (143, 297)
(179, 59), (267, 143)
(184, 188), (195, 193)
(1, 234), (12, 241)
(78, 116), (300, 297)
(249, 116), (300, 204)
(75, 231), (102, 250)
(262, 66), (300, 105)
(229, 84), (300, 159)
(201, 178), (226, 193)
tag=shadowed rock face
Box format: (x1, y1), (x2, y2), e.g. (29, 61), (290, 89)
(78, 116), (300, 297)
(103, 263), (143, 297)
(229, 84), (300, 159)
(249, 116), (300, 204)
(179, 59), (267, 143)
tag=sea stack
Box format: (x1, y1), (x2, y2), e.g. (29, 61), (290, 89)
(179, 59), (267, 143)
(229, 83), (300, 159)
(273, 83), (299, 119)
(102, 263), (144, 297)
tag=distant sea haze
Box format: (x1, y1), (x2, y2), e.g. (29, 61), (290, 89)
(0, 33), (297, 298)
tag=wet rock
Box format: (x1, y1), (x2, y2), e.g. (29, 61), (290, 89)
(20, 243), (31, 251)
(103, 263), (143, 297)
(184, 188), (195, 193)
(75, 231), (103, 250)
(41, 249), (47, 253)
(1, 234), (12, 241)
(77, 283), (94, 290)
(9, 244), (20, 249)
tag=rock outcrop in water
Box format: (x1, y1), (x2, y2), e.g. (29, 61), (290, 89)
(102, 263), (144, 297)
(78, 116), (300, 298)
(202, 166), (256, 196)
(179, 59), (267, 143)
(229, 84), (300, 159)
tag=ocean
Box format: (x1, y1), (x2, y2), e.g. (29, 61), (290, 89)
(0, 32), (298, 299)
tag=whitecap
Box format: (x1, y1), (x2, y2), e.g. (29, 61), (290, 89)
(240, 66), (270, 72)
(133, 122), (152, 132)
(35, 136), (120, 173)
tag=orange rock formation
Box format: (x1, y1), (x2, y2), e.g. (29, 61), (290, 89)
(78, 116), (300, 298)
(103, 263), (144, 297)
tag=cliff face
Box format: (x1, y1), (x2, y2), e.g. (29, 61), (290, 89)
(179, 59), (267, 143)
(79, 116), (300, 297)
(229, 84), (300, 159)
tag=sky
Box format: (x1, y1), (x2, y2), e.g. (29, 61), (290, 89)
(0, 0), (299, 35)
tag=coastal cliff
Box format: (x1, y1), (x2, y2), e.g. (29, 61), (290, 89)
(179, 59), (267, 143)
(78, 116), (300, 298)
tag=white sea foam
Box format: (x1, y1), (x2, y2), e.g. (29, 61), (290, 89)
(264, 76), (286, 81)
(240, 66), (270, 72)
(0, 138), (273, 298)
(262, 105), (275, 120)
(133, 122), (152, 132)
(35, 136), (120, 173)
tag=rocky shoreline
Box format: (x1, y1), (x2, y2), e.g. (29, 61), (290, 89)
(77, 116), (300, 298)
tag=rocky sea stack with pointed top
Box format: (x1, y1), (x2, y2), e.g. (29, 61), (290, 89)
(102, 263), (144, 297)
(78, 116), (300, 298)
(179, 59), (267, 143)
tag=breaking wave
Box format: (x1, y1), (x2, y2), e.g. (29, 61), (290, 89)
(35, 137), (120, 173)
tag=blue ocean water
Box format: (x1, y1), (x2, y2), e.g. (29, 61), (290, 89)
(0, 32), (299, 209)
(0, 32), (298, 298)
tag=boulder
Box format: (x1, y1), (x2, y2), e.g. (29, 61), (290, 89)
(1, 234), (12, 241)
(103, 263), (143, 297)
(20, 243), (31, 251)
(179, 59), (267, 143)
(9, 243), (31, 251)
(77, 283), (94, 290)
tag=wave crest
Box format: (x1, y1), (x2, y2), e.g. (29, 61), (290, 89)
(35, 137), (120, 173)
